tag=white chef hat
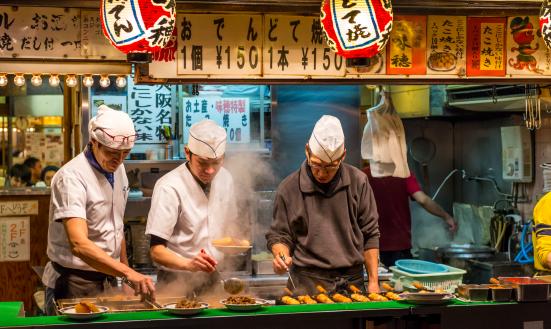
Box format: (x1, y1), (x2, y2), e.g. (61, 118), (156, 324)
(308, 115), (345, 163)
(188, 119), (227, 159)
(89, 105), (136, 150)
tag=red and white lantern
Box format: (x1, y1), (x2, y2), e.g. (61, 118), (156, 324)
(100, 0), (176, 62)
(540, 0), (551, 48)
(321, 0), (393, 66)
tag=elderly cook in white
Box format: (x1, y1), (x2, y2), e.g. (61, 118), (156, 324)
(43, 105), (155, 315)
(146, 119), (239, 292)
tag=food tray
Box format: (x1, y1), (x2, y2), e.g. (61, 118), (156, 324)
(489, 285), (513, 302)
(390, 264), (466, 293)
(499, 277), (550, 302)
(457, 284), (489, 301)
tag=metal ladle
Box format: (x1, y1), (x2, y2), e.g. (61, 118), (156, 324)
(201, 249), (245, 294)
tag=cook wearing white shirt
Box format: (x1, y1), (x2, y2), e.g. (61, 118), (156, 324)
(42, 105), (155, 315)
(146, 119), (238, 294)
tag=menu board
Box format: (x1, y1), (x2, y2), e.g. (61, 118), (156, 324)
(466, 17), (506, 76)
(177, 14), (263, 76)
(506, 15), (551, 75)
(386, 16), (427, 75)
(263, 15), (345, 76)
(426, 16), (466, 75)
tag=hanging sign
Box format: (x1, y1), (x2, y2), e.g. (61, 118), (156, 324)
(263, 15), (345, 76)
(177, 14), (263, 76)
(0, 217), (30, 262)
(81, 10), (126, 60)
(319, 0), (393, 59)
(0, 201), (38, 217)
(0, 6), (81, 59)
(466, 17), (506, 76)
(182, 96), (250, 144)
(507, 16), (551, 75)
(386, 15), (427, 75)
(540, 0), (551, 49)
(100, 0), (176, 57)
(426, 16), (467, 75)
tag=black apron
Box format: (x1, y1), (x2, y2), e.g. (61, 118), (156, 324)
(52, 262), (117, 301)
(287, 264), (365, 295)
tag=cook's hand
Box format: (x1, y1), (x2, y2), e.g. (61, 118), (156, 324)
(125, 270), (156, 300)
(273, 254), (292, 275)
(445, 216), (458, 234)
(367, 281), (380, 294)
(188, 249), (217, 273)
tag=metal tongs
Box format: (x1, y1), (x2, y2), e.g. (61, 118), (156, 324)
(279, 252), (296, 290)
(121, 277), (163, 309)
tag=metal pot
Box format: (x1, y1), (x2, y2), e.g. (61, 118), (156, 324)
(436, 244), (496, 269)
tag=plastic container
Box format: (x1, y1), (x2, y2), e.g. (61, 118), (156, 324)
(395, 259), (449, 274)
(390, 264), (466, 293)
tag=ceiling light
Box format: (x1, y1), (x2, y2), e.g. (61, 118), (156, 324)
(31, 74), (42, 87)
(99, 75), (110, 88)
(65, 74), (77, 88)
(82, 75), (94, 88)
(49, 74), (60, 87)
(0, 74), (7, 87)
(115, 76), (127, 88)
(14, 74), (25, 87)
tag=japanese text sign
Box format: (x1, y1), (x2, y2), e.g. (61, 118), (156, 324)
(182, 96), (250, 144)
(426, 16), (466, 75)
(0, 217), (30, 262)
(386, 16), (427, 75)
(467, 17), (506, 76)
(177, 14), (263, 76)
(263, 15), (345, 76)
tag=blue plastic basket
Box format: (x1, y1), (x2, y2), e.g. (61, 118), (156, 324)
(395, 259), (449, 274)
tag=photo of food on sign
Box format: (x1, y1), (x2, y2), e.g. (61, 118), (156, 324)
(427, 51), (457, 71)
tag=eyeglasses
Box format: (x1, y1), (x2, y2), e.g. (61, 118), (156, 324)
(306, 151), (342, 172)
(94, 128), (138, 144)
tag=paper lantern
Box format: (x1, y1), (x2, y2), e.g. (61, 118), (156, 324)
(100, 0), (176, 63)
(321, 0), (393, 66)
(540, 0), (551, 48)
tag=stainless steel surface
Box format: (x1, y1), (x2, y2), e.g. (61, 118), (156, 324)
(457, 284), (490, 301)
(499, 277), (550, 302)
(121, 277), (163, 309)
(252, 260), (275, 275)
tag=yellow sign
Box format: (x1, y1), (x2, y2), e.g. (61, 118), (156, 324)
(427, 16), (466, 74)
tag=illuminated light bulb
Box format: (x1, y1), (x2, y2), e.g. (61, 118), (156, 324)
(0, 74), (7, 87)
(49, 75), (60, 87)
(115, 76), (127, 88)
(31, 74), (42, 87)
(82, 75), (94, 88)
(99, 75), (110, 88)
(14, 74), (25, 87)
(65, 74), (77, 88)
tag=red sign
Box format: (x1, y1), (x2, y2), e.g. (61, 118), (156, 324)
(467, 17), (507, 76)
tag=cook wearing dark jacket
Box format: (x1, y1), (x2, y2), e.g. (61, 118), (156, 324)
(266, 115), (380, 295)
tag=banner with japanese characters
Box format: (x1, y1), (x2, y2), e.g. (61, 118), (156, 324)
(182, 97), (250, 144)
(506, 16), (551, 75)
(466, 17), (506, 76)
(177, 14), (263, 76)
(263, 15), (345, 76)
(426, 16), (466, 75)
(386, 16), (427, 75)
(0, 217), (30, 262)
(81, 10), (125, 60)
(0, 6), (82, 59)
(127, 76), (174, 144)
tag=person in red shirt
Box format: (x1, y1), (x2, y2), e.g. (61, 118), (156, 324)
(363, 165), (457, 267)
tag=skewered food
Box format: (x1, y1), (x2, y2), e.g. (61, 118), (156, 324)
(316, 285), (328, 294)
(368, 293), (389, 302)
(332, 293), (352, 303)
(382, 283), (394, 292)
(351, 293), (370, 302)
(297, 295), (317, 304)
(315, 294), (335, 303)
(176, 299), (202, 308)
(75, 301), (100, 313)
(281, 296), (300, 305)
(226, 296), (256, 304)
(348, 284), (362, 293)
(412, 281), (426, 290)
(385, 292), (402, 301)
